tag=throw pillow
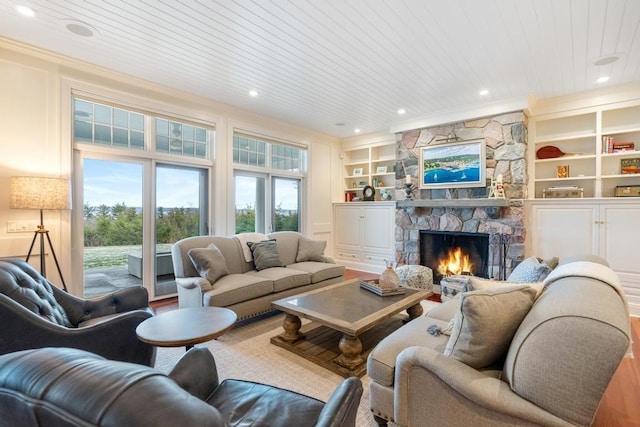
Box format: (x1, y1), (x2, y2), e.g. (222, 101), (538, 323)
(295, 237), (327, 262)
(506, 256), (553, 283)
(188, 243), (230, 283)
(444, 285), (537, 369)
(469, 277), (545, 299)
(247, 239), (285, 271)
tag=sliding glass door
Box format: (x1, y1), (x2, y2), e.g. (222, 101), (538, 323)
(80, 157), (209, 299)
(82, 158), (144, 297)
(154, 164), (208, 297)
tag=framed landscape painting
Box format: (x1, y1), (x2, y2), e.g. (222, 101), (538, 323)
(420, 139), (486, 188)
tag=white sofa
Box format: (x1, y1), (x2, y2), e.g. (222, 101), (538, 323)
(171, 231), (345, 320)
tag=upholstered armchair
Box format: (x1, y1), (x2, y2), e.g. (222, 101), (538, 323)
(0, 346), (363, 427)
(0, 258), (155, 366)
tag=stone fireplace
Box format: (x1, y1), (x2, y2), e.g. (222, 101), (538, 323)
(394, 111), (528, 283)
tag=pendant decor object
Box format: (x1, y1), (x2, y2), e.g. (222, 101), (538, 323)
(378, 260), (400, 291)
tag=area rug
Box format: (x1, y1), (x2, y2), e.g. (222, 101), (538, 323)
(154, 299), (440, 427)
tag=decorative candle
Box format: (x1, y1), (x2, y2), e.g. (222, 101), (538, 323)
(405, 174), (412, 184)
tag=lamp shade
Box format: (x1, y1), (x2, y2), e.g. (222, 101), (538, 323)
(10, 176), (70, 210)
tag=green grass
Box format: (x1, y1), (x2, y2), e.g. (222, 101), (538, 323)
(84, 244), (173, 269)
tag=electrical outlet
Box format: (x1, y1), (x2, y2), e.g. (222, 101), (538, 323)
(7, 221), (38, 233)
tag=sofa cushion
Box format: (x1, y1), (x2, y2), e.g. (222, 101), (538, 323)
(188, 244), (229, 284)
(203, 274), (273, 307)
(367, 316), (450, 387)
(246, 267), (310, 292)
(295, 237), (327, 262)
(287, 262), (345, 283)
(247, 240), (285, 271)
(507, 256), (552, 282)
(444, 285), (537, 369)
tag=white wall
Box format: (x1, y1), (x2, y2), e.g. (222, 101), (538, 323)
(0, 39), (340, 295)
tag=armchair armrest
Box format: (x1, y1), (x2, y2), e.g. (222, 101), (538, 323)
(0, 295), (155, 366)
(315, 377), (363, 427)
(55, 285), (151, 325)
(324, 256), (336, 264)
(394, 347), (570, 427)
(169, 347), (220, 400)
(176, 276), (213, 292)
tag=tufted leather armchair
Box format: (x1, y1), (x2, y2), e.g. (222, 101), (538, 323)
(0, 347), (363, 427)
(0, 258), (155, 366)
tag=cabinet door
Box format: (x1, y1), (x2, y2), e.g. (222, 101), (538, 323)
(334, 205), (362, 247)
(600, 204), (640, 274)
(530, 204), (598, 259)
(362, 205), (394, 252)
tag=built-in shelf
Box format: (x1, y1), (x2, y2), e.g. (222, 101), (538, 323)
(397, 199), (510, 208)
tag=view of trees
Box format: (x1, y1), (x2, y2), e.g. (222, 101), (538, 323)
(235, 203), (299, 234)
(83, 203), (199, 246)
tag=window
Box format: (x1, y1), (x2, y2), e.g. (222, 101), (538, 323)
(233, 132), (306, 233)
(73, 97), (214, 300)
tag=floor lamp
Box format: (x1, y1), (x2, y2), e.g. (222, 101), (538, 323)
(9, 176), (70, 291)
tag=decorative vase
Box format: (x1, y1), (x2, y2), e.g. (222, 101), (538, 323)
(378, 260), (400, 291)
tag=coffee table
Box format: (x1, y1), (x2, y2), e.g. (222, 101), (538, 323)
(270, 278), (431, 377)
(136, 307), (237, 350)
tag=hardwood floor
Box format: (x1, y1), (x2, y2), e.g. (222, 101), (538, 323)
(150, 270), (640, 425)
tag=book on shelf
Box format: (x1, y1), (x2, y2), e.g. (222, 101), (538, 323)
(612, 142), (635, 153)
(359, 280), (406, 296)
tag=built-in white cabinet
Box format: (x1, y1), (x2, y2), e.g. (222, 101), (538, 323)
(342, 142), (396, 201)
(530, 104), (640, 199)
(526, 199), (640, 316)
(332, 202), (395, 273)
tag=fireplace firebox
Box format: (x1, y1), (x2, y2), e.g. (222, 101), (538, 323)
(419, 230), (489, 284)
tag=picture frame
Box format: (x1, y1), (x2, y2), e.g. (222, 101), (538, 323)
(621, 158), (640, 175)
(556, 165), (569, 178)
(419, 139), (486, 188)
(352, 167), (363, 176)
(375, 166), (388, 174)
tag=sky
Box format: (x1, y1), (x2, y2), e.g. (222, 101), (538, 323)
(84, 159), (299, 210)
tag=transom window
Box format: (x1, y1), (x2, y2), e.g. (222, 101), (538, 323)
(233, 134), (304, 171)
(73, 99), (210, 159)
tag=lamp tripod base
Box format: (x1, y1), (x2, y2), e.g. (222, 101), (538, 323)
(25, 210), (67, 292)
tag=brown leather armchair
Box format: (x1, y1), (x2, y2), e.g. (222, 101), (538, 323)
(0, 258), (155, 366)
(0, 347), (363, 427)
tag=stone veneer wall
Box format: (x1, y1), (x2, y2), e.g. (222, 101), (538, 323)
(395, 111), (528, 278)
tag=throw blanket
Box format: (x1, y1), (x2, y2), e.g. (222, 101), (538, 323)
(233, 233), (268, 262)
(544, 261), (634, 358)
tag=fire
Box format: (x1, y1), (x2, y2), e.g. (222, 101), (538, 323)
(437, 247), (473, 276)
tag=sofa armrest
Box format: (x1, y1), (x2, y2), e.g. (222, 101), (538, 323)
(315, 377), (363, 427)
(176, 276), (213, 292)
(323, 256), (336, 264)
(395, 347), (571, 427)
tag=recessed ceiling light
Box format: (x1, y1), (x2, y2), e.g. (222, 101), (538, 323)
(16, 5), (35, 17)
(594, 55), (619, 66)
(64, 20), (98, 37)
(479, 89), (489, 96)
(354, 128), (361, 134)
(397, 108), (406, 115)
(249, 90), (258, 97)
(335, 122), (345, 126)
(597, 76), (610, 84)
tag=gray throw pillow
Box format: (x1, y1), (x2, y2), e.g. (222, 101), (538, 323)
(507, 256), (553, 282)
(247, 239), (285, 271)
(188, 243), (229, 283)
(444, 285), (537, 369)
(296, 237), (327, 262)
